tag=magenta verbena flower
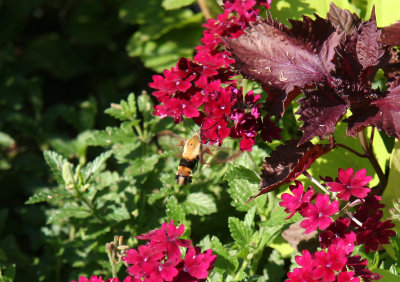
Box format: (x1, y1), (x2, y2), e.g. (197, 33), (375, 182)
(149, 0), (280, 152)
(327, 168), (372, 201)
(337, 271), (360, 282)
(312, 245), (348, 282)
(280, 180), (314, 219)
(299, 194), (339, 234)
(71, 276), (139, 282)
(123, 220), (217, 281)
(136, 220), (192, 260)
(182, 247), (216, 279)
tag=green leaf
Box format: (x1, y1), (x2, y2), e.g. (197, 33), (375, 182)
(363, 0), (400, 26)
(258, 203), (294, 248)
(104, 205), (130, 221)
(126, 12), (203, 72)
(43, 151), (68, 185)
(162, 0), (196, 10)
(137, 92), (155, 125)
(105, 93), (138, 121)
(25, 187), (72, 204)
(2, 264), (16, 281)
(228, 217), (253, 248)
(373, 268), (400, 282)
(124, 155), (159, 177)
(87, 127), (136, 146)
(269, 0), (359, 26)
(182, 192), (217, 216)
(0, 132), (14, 147)
(166, 196), (186, 225)
(244, 206), (256, 227)
(210, 236), (238, 273)
(82, 151), (112, 181)
(148, 185), (175, 205)
(382, 141), (400, 234)
(225, 165), (265, 211)
(47, 206), (91, 223)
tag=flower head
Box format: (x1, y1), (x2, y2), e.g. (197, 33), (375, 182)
(136, 220), (192, 260)
(279, 181), (314, 219)
(355, 211), (396, 253)
(327, 168), (372, 201)
(299, 194), (339, 234)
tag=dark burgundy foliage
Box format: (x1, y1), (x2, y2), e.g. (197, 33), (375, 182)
(255, 141), (334, 199)
(296, 86), (349, 145)
(381, 21), (400, 46)
(225, 3), (400, 195)
(327, 2), (360, 34)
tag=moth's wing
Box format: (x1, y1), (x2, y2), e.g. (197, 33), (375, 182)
(157, 130), (185, 156)
(202, 143), (242, 165)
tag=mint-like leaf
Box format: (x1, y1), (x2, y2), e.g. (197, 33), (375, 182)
(183, 192), (217, 216)
(228, 217), (253, 248)
(166, 196), (186, 225)
(43, 151), (68, 185)
(25, 187), (72, 204)
(211, 236), (238, 273)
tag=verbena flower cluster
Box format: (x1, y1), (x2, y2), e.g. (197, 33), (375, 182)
(281, 168), (396, 282)
(72, 221), (216, 282)
(149, 0), (281, 151)
(123, 220), (216, 281)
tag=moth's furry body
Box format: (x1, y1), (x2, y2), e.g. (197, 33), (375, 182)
(176, 132), (202, 185)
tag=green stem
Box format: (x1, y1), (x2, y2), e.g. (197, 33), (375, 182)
(106, 246), (117, 278)
(74, 187), (105, 223)
(357, 130), (387, 194)
(234, 259), (249, 280)
(244, 150), (261, 179)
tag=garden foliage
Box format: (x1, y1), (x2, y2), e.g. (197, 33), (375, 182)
(1, 0), (400, 281)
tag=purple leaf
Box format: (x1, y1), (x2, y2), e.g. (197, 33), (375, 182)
(296, 86), (350, 145)
(381, 21), (400, 47)
(356, 8), (385, 69)
(251, 140), (335, 200)
(263, 86), (301, 118)
(225, 17), (341, 95)
(346, 77), (400, 139)
(288, 14), (335, 51)
(327, 2), (360, 34)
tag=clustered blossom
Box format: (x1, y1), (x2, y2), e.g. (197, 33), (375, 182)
(282, 168), (396, 281)
(72, 276), (137, 282)
(149, 0), (281, 150)
(72, 221), (216, 282)
(123, 220), (216, 281)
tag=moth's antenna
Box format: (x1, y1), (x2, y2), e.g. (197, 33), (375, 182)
(181, 115), (196, 134)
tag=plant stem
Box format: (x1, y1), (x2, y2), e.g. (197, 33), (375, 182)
(197, 0), (212, 20)
(244, 150), (261, 179)
(303, 171), (329, 194)
(106, 246), (117, 278)
(357, 130), (387, 194)
(75, 187), (105, 223)
(336, 143), (367, 158)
